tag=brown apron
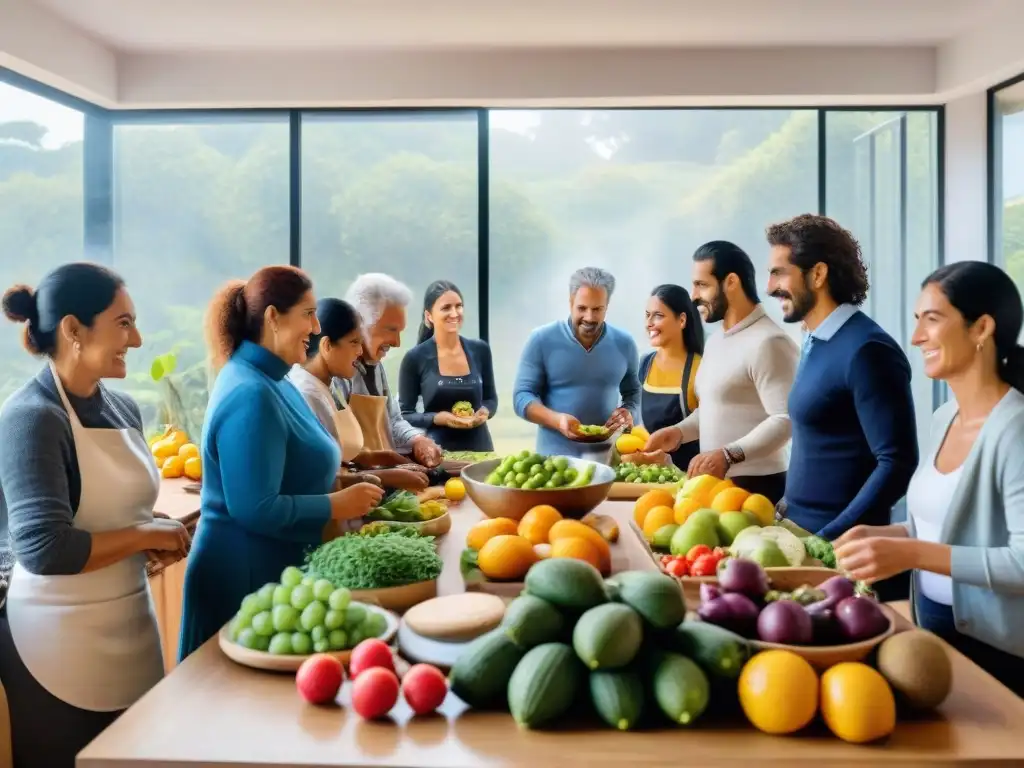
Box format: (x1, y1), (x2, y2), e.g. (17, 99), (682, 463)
(332, 401), (364, 462)
(347, 393), (393, 452)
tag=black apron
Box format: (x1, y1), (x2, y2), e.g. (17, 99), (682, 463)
(639, 351), (700, 471)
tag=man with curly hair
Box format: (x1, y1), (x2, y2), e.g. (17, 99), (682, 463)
(766, 214), (919, 543)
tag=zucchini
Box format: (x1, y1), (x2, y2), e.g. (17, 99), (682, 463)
(502, 595), (566, 650)
(589, 669), (645, 730)
(670, 621), (752, 679)
(448, 629), (524, 709)
(524, 557), (607, 610)
(572, 603), (643, 670)
(651, 652), (710, 726)
(608, 571), (686, 630)
(507, 642), (584, 728)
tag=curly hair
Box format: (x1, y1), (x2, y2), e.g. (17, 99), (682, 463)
(765, 214), (869, 307)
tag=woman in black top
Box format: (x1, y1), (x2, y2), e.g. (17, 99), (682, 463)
(639, 284), (704, 470)
(399, 281), (497, 452)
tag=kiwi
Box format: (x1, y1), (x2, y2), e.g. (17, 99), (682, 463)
(876, 630), (953, 711)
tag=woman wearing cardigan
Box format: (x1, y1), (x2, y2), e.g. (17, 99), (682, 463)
(178, 267), (383, 661)
(398, 280), (497, 452)
(835, 261), (1024, 693)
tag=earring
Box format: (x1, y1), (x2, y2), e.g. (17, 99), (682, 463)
(977, 341), (983, 352)
(73, 339), (82, 354)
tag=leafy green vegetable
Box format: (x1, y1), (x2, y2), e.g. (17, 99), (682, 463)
(460, 547), (480, 576)
(366, 490), (422, 522)
(801, 534), (837, 569)
(304, 531), (443, 589)
(443, 450), (499, 462)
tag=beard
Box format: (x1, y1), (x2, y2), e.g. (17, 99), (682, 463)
(697, 291), (728, 324)
(772, 280), (816, 324)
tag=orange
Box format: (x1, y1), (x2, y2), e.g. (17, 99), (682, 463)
(549, 536), (602, 570)
(548, 520), (612, 575)
(679, 474), (719, 507)
(742, 493), (777, 526)
(466, 517), (519, 551)
(517, 505), (563, 545)
(820, 663), (896, 744)
(738, 650), (819, 735)
(151, 439), (179, 461)
(710, 487), (751, 513)
(184, 456), (202, 481)
(161, 455), (185, 479)
(642, 505), (676, 539)
(477, 535), (538, 581)
(633, 489), (676, 528)
(708, 478), (734, 499)
(673, 496), (702, 525)
(178, 442), (200, 460)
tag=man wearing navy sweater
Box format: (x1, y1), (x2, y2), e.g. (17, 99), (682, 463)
(513, 267), (641, 457)
(766, 214), (919, 542)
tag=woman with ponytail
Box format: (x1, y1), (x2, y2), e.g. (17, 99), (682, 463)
(398, 280), (497, 452)
(637, 284), (704, 470)
(835, 261), (1024, 692)
(178, 267), (383, 662)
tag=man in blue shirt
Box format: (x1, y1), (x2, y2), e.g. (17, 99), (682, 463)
(766, 214), (919, 541)
(513, 267), (641, 457)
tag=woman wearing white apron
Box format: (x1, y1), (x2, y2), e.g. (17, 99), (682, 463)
(0, 264), (191, 768)
(287, 298), (429, 503)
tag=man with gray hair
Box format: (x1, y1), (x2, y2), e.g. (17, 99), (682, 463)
(334, 273), (443, 469)
(513, 267), (641, 458)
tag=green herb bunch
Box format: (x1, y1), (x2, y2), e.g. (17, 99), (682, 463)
(304, 530), (443, 590)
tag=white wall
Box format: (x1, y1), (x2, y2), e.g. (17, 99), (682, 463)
(944, 92), (990, 263)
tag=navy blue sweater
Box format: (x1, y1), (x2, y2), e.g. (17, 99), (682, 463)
(783, 312), (919, 540)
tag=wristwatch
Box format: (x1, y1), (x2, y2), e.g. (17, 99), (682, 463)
(722, 444), (745, 468)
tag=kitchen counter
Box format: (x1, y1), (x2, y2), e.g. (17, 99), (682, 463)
(81, 500), (1024, 768)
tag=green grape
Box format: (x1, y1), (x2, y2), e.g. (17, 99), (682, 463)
(237, 628), (260, 649)
(345, 604), (367, 627)
(311, 625), (328, 644)
(280, 566), (304, 588)
(324, 609), (346, 631)
(327, 587), (351, 611)
(312, 579), (335, 602)
(253, 634), (271, 652)
(301, 575), (316, 587)
(271, 604), (299, 633)
(228, 616), (243, 641)
(328, 629), (348, 650)
(251, 611), (275, 637)
(347, 628), (364, 647)
(291, 632), (313, 655)
(300, 600), (327, 632)
(289, 584), (314, 611)
(238, 594), (261, 621)
(272, 585), (293, 606)
(313, 639), (330, 653)
(362, 611), (387, 638)
(254, 584), (276, 612)
(268, 632), (293, 655)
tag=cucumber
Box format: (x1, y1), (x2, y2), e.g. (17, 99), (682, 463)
(448, 629), (525, 709)
(507, 642), (584, 728)
(608, 571), (686, 630)
(651, 652), (710, 726)
(524, 557), (607, 610)
(589, 669), (645, 730)
(670, 621), (751, 679)
(502, 594), (566, 649)
(572, 603), (643, 670)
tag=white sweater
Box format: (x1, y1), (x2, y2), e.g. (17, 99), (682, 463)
(676, 304), (799, 477)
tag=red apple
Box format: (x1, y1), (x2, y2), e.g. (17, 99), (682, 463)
(351, 666), (400, 720)
(348, 638), (395, 678)
(401, 663), (448, 715)
(295, 654), (344, 705)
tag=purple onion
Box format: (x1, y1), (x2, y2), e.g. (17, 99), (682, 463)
(757, 599), (814, 645)
(699, 582), (723, 604)
(835, 596), (890, 642)
(717, 558), (770, 600)
(819, 575), (857, 602)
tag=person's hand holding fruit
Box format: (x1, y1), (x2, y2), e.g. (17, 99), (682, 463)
(557, 412), (582, 440)
(604, 407), (633, 432)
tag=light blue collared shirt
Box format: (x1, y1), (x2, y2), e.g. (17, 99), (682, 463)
(810, 303), (860, 342)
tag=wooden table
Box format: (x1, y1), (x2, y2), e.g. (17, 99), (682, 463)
(80, 501), (1024, 768)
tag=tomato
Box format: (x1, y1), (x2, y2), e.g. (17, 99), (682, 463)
(686, 544), (713, 564)
(690, 553), (719, 577)
(666, 558), (690, 577)
(660, 554), (675, 567)
(712, 547), (729, 559)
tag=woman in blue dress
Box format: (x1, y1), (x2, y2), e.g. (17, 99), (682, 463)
(177, 266), (384, 661)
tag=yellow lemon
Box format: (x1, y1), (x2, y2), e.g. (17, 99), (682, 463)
(161, 455), (185, 479)
(742, 493), (777, 526)
(680, 474), (719, 507)
(178, 442), (199, 460)
(444, 477), (466, 502)
(820, 663), (897, 744)
(184, 456), (202, 481)
(673, 496), (702, 525)
(711, 487), (751, 513)
(633, 489), (676, 528)
(642, 505), (676, 540)
(739, 650), (819, 735)
(152, 439), (179, 460)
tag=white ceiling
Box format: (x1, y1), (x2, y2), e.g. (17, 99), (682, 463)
(33, 0), (1008, 52)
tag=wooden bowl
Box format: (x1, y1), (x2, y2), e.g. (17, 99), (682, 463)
(218, 603), (399, 673)
(374, 511), (452, 538)
(750, 603), (897, 670)
(461, 457), (615, 521)
(569, 428), (613, 444)
(349, 579), (438, 613)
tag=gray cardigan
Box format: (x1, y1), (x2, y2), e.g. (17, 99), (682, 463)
(907, 388), (1024, 658)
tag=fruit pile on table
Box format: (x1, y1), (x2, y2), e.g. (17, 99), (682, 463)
(483, 451), (596, 489)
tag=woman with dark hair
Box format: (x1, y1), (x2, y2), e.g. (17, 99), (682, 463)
(287, 298), (428, 494)
(0, 263), (191, 768)
(638, 284), (705, 469)
(835, 262), (1024, 693)
(398, 280), (497, 452)
(177, 267), (384, 662)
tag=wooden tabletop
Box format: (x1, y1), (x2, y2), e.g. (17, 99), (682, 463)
(155, 478), (201, 522)
(79, 501), (1024, 768)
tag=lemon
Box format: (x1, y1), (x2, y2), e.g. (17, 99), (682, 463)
(738, 650), (818, 735)
(444, 477), (466, 502)
(820, 662), (897, 743)
(178, 442), (200, 460)
(161, 455), (185, 479)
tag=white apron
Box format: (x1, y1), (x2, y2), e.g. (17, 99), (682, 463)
(6, 364), (166, 712)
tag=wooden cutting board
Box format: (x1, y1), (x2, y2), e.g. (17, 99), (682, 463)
(402, 592), (506, 641)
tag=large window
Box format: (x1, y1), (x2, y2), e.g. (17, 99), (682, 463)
(112, 117), (291, 436)
(0, 81), (84, 402)
(300, 112), (480, 390)
(993, 76), (1024, 296)
(825, 111), (940, 443)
